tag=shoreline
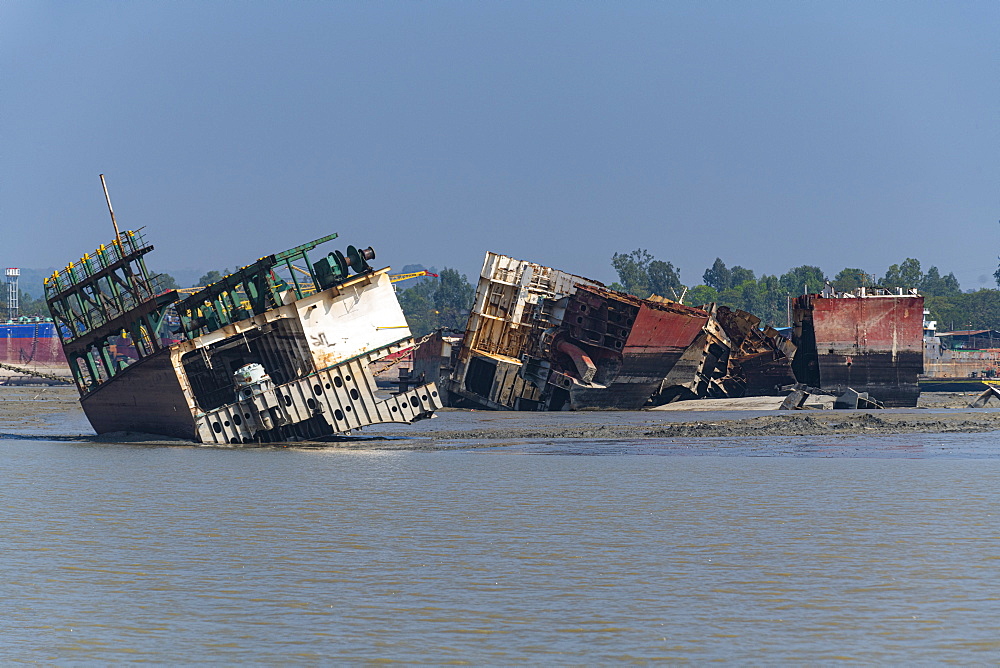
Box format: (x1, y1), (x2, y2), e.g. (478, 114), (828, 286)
(3, 386), (999, 444)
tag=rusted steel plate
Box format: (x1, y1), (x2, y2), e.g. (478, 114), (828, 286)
(624, 305), (709, 354)
(794, 294), (924, 407)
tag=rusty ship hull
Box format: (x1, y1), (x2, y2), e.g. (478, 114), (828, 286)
(556, 286), (713, 409)
(0, 321), (67, 365)
(448, 252), (720, 411)
(792, 292), (923, 407)
(47, 229), (441, 443)
(713, 306), (796, 397)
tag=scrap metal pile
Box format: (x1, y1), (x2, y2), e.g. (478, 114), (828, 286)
(443, 253), (924, 410)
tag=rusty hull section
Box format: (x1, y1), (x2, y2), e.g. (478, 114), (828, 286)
(792, 291), (923, 407)
(447, 253), (722, 411)
(714, 306), (797, 396)
(555, 286), (715, 409)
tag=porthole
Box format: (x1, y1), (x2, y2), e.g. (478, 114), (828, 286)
(349, 388), (360, 400)
(213, 422), (222, 434)
(233, 414), (242, 426)
(313, 384), (322, 395)
(283, 395), (292, 407)
(334, 409), (345, 421)
(325, 382), (331, 389)
(307, 398), (316, 410)
(334, 376), (343, 388)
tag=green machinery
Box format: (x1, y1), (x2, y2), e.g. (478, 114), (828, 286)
(45, 229), (378, 395)
(173, 234), (376, 339)
(44, 229), (178, 392)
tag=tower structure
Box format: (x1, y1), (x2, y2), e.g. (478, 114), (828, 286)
(5, 268), (19, 320)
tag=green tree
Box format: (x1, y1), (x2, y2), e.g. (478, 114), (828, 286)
(926, 290), (1000, 331)
(611, 249), (654, 297)
(730, 266), (755, 286)
(702, 258), (732, 292)
(397, 267), (475, 336)
(882, 258), (922, 290)
(920, 266), (961, 297)
(647, 260), (682, 298)
(779, 265), (826, 296)
(434, 268), (475, 330)
(719, 279), (766, 318)
(0, 290), (49, 318)
(685, 284), (719, 308)
(397, 279), (437, 336)
(832, 268), (867, 293)
(155, 273), (179, 291)
(197, 269), (229, 286)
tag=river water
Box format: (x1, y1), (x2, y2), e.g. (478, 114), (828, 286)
(3, 407), (1000, 662)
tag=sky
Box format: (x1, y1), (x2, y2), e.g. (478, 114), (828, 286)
(2, 2), (998, 291)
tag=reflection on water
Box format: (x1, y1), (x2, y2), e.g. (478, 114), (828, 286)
(3, 433), (1000, 663)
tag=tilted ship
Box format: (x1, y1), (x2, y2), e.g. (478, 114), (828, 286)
(447, 252), (730, 410)
(45, 229), (442, 442)
(791, 287), (923, 407)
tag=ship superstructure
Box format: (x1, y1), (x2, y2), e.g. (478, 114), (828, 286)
(45, 229), (441, 442)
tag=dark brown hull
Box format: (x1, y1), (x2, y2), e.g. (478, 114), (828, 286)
(80, 348), (197, 439)
(567, 350), (685, 409)
(814, 350), (923, 407)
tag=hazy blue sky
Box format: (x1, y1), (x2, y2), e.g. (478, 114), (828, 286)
(2, 2), (997, 289)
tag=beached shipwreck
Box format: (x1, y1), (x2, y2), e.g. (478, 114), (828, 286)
(444, 253), (922, 410)
(791, 288), (924, 408)
(445, 252), (798, 411)
(45, 230), (442, 443)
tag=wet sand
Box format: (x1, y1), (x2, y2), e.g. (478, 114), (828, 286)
(3, 386), (1000, 445)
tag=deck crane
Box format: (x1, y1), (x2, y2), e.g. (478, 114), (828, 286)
(390, 270), (439, 283)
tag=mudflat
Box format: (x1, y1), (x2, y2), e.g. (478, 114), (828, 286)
(3, 385), (999, 444)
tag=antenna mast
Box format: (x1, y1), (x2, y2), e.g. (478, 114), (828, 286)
(99, 174), (121, 243)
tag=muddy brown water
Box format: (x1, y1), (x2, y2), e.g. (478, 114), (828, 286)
(4, 386), (1000, 662)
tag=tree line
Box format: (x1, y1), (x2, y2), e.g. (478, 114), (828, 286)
(610, 249), (973, 329)
(5, 252), (994, 335)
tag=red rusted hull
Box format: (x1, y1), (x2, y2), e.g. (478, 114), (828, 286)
(0, 323), (67, 364)
(562, 287), (710, 409)
(449, 253), (728, 411)
(792, 294), (924, 407)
